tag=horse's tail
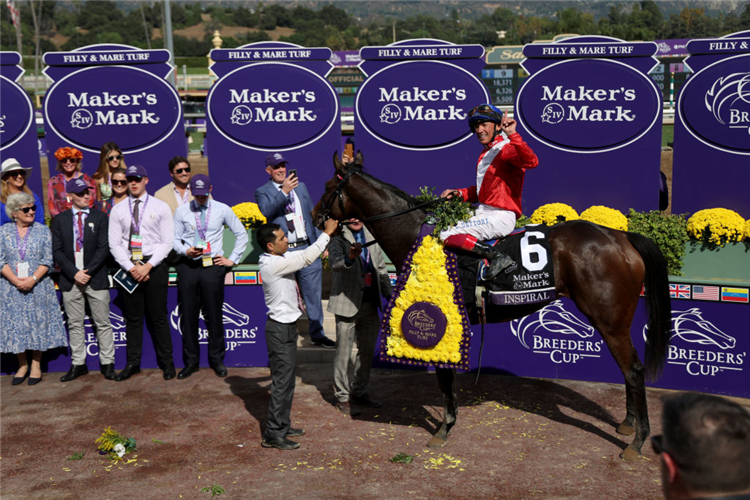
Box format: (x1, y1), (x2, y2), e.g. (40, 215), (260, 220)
(626, 232), (671, 380)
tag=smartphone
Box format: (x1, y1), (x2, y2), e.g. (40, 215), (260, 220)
(289, 169), (297, 179)
(344, 143), (354, 158)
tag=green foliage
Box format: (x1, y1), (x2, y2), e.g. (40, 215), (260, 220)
(67, 452), (85, 461)
(201, 484), (226, 497)
(627, 209), (689, 276)
(391, 452), (414, 464)
(515, 214), (532, 229)
(416, 187), (474, 236)
(152, 438), (163, 444)
(95, 427), (137, 461)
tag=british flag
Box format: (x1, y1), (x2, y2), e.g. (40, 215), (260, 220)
(669, 284), (690, 299)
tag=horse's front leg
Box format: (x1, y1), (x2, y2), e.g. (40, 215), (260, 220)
(428, 368), (458, 448)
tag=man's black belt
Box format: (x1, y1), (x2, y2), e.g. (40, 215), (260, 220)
(287, 239), (310, 249)
(267, 316), (296, 325)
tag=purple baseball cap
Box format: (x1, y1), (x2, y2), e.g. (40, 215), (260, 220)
(190, 174), (211, 196)
(66, 177), (93, 194)
(126, 164), (148, 178)
(265, 153), (289, 168)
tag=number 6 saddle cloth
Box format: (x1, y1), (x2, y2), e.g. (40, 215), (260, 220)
(455, 225), (556, 307)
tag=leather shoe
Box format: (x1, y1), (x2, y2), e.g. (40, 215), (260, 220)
(100, 364), (116, 380)
(60, 364), (89, 382)
(335, 401), (362, 416)
(350, 394), (382, 408)
(177, 364), (199, 379)
(286, 428), (305, 437)
(11, 372), (29, 386)
(115, 364), (140, 382)
(261, 437), (300, 450)
(163, 364), (176, 381)
(210, 362), (228, 378)
(28, 377), (42, 386)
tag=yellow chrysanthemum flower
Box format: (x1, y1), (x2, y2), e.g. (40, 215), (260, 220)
(580, 205), (628, 231)
(231, 202), (266, 229)
(687, 208), (746, 247)
(529, 203), (579, 226)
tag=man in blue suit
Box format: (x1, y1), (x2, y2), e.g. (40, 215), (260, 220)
(255, 153), (335, 348)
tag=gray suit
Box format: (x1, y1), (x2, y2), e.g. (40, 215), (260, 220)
(327, 226), (392, 403)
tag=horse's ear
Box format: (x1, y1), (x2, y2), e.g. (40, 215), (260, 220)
(354, 150), (364, 166)
(333, 151), (344, 173)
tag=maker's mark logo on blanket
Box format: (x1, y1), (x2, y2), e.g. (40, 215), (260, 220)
(644, 308), (745, 377)
(511, 300), (603, 365)
(402, 303), (447, 348)
(170, 302), (259, 351)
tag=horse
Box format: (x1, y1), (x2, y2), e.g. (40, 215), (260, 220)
(312, 152), (672, 461)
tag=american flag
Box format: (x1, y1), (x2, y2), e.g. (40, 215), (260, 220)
(669, 284), (690, 299)
(692, 285), (719, 301)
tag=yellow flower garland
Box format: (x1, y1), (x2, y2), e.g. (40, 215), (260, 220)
(580, 205), (628, 231)
(687, 208), (746, 246)
(530, 203), (579, 226)
(231, 202), (266, 229)
(386, 236), (465, 365)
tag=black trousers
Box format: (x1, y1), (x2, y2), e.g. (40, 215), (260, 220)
(176, 259), (227, 366)
(120, 261), (174, 369)
(264, 318), (298, 440)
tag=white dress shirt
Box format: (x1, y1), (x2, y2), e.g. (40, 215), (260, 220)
(259, 232), (330, 323)
(173, 199), (248, 263)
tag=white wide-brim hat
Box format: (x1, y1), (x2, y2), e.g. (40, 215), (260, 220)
(1, 158), (32, 176)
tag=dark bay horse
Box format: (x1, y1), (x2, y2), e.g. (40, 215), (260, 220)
(313, 152), (671, 461)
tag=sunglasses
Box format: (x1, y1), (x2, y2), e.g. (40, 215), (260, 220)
(112, 179), (128, 186)
(19, 205), (37, 213)
(61, 158), (79, 164)
(107, 154), (123, 162)
(270, 164), (285, 170)
(174, 167), (191, 175)
(126, 176), (144, 183)
(467, 105), (494, 118)
(6, 171), (26, 178)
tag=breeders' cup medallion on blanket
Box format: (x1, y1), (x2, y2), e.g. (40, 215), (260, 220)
(356, 60), (490, 150)
(44, 66), (182, 153)
(208, 62), (339, 151)
(401, 302), (447, 348)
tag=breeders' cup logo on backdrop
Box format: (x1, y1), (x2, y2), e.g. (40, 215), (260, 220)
(207, 62), (338, 151)
(44, 66), (182, 153)
(170, 302), (259, 352)
(0, 76), (34, 150)
(679, 60), (750, 154)
(644, 308), (745, 377)
(356, 60), (489, 150)
(61, 309), (128, 357)
(516, 59), (661, 153)
(510, 300), (603, 364)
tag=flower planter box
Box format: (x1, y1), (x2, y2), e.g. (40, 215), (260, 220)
(223, 228), (262, 265)
(680, 241), (750, 281)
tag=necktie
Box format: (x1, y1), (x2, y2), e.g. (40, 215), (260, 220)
(76, 212), (84, 252)
(129, 199), (140, 241)
(357, 231), (369, 269)
(285, 190), (296, 234)
(200, 204), (207, 227)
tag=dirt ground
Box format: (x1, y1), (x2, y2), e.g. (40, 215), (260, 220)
(3, 364), (747, 499)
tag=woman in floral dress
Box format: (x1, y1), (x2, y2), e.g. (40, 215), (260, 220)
(47, 146), (94, 218)
(1, 193), (68, 385)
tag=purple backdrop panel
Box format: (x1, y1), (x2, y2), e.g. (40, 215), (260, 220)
(206, 42), (341, 206)
(0, 52), (43, 197)
(41, 45), (186, 192)
(672, 30), (750, 216)
(516, 36), (663, 214)
(353, 39), (490, 201)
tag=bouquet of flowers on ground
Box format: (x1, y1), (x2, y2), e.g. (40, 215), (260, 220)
(232, 202), (266, 230)
(96, 427), (137, 461)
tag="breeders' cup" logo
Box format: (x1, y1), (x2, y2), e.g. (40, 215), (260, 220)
(407, 309), (436, 332)
(170, 302), (258, 352)
(79, 310), (128, 357)
(511, 300), (603, 364)
(230, 105), (252, 125)
(705, 72), (750, 133)
(644, 308), (745, 377)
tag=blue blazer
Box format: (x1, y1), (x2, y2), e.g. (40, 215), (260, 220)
(255, 180), (321, 241)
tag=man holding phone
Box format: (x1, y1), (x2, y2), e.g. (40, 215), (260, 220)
(255, 153), (336, 349)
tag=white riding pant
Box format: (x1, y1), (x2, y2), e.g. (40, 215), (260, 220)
(439, 204), (517, 241)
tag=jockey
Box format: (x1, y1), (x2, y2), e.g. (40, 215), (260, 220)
(440, 103), (539, 280)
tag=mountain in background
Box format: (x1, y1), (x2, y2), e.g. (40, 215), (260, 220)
(98, 0), (748, 20)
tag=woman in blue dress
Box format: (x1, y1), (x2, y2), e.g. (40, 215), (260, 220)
(1, 193), (67, 385)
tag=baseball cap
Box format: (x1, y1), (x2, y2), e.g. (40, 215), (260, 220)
(66, 177), (93, 194)
(265, 153), (288, 168)
(126, 164), (148, 178)
(190, 174), (211, 196)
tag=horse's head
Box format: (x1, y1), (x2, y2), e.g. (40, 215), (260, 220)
(312, 150), (365, 230)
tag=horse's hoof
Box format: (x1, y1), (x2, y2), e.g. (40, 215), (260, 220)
(616, 423), (635, 436)
(619, 446), (642, 461)
(427, 435), (447, 448)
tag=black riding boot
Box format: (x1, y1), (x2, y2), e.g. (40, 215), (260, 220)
(471, 241), (515, 280)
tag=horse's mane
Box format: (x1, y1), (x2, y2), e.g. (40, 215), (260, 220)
(349, 164), (418, 208)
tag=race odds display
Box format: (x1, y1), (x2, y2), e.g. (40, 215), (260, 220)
(672, 30), (750, 216)
(42, 45), (186, 189)
(515, 36), (663, 213)
(206, 42), (341, 205)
